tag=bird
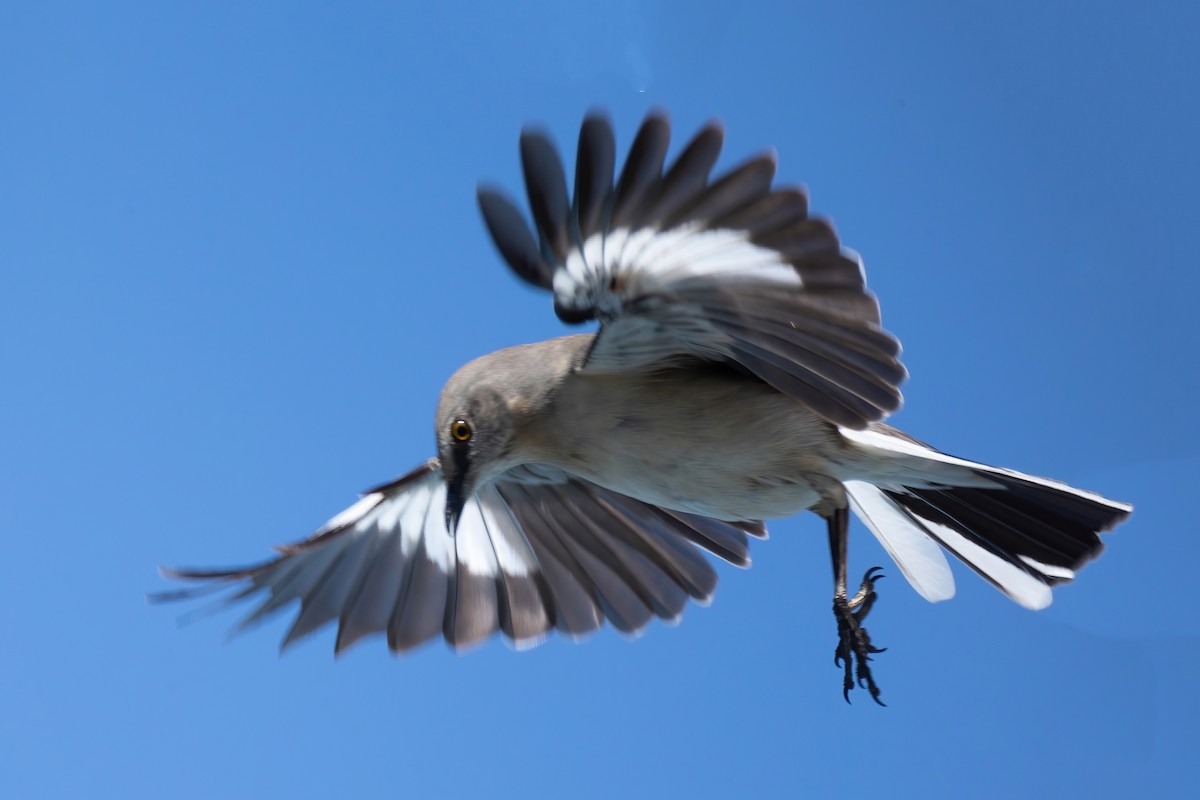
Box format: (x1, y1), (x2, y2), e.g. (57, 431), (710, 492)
(156, 110), (1133, 704)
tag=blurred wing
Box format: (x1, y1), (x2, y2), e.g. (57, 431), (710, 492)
(477, 111), (907, 429)
(157, 459), (762, 654)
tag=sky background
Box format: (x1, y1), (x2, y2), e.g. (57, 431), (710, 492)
(3, 1), (1198, 798)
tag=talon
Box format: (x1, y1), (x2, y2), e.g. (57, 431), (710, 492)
(831, 570), (887, 705)
(826, 510), (888, 705)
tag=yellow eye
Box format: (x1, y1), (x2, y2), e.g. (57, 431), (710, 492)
(450, 419), (473, 443)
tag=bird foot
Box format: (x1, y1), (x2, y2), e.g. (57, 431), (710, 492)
(833, 566), (887, 706)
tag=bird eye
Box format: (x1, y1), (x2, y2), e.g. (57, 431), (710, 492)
(450, 419), (472, 443)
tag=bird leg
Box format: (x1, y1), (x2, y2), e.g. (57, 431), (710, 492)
(826, 505), (886, 706)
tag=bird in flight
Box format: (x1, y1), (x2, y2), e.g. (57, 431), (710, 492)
(157, 111), (1132, 704)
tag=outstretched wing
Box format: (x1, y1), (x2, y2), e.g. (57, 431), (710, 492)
(477, 111), (907, 429)
(155, 459), (763, 654)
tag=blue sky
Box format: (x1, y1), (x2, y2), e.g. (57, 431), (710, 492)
(3, 1), (1198, 797)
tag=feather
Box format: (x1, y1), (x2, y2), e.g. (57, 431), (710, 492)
(573, 112), (616, 242)
(610, 112), (671, 230)
(477, 187), (553, 289)
(520, 129), (571, 262)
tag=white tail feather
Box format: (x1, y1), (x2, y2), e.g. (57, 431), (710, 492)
(904, 511), (1054, 610)
(845, 481), (955, 603)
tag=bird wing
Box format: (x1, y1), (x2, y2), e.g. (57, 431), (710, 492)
(155, 458), (763, 654)
(478, 111), (907, 429)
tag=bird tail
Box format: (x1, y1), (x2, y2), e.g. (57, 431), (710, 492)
(841, 426), (1132, 610)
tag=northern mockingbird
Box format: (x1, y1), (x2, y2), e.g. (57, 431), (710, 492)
(159, 111), (1132, 704)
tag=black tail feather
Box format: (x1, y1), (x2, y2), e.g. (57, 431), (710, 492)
(887, 471), (1130, 592)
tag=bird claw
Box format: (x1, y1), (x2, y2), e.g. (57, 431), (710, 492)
(833, 567), (886, 706)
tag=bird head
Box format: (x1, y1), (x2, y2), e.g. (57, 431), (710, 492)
(435, 365), (519, 535)
(434, 337), (590, 534)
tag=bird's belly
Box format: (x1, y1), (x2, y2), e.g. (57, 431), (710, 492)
(593, 464), (824, 521)
(540, 370), (843, 521)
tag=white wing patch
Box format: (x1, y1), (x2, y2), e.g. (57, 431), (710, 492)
(313, 493), (385, 537)
(475, 484), (537, 577)
(557, 227), (800, 320)
(455, 496), (501, 577)
(418, 481), (454, 572)
(398, 487), (432, 558)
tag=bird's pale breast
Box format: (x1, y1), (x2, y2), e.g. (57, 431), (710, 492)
(531, 367), (849, 521)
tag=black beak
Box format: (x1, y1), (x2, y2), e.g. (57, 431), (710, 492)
(444, 443), (471, 536)
(444, 477), (466, 536)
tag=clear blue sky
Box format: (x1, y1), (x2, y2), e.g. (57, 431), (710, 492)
(3, 2), (1197, 798)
